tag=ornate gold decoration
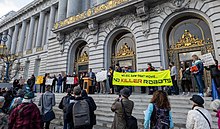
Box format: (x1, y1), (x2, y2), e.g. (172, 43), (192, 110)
(54, 0), (128, 30)
(171, 30), (204, 49)
(26, 50), (32, 54)
(116, 43), (134, 58)
(78, 51), (89, 63)
(36, 47), (43, 52)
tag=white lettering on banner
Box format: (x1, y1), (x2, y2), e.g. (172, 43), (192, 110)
(45, 79), (53, 85)
(66, 77), (74, 84)
(96, 70), (107, 82)
(200, 53), (215, 66)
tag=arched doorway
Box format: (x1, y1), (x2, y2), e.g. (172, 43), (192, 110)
(68, 40), (89, 75)
(105, 29), (136, 71)
(166, 16), (215, 89)
(74, 42), (89, 75)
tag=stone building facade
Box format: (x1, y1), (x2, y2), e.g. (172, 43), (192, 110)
(0, 0), (220, 83)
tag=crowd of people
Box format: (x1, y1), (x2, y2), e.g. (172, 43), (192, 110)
(0, 54), (220, 129)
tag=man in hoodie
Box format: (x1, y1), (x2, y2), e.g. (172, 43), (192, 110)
(8, 92), (42, 129)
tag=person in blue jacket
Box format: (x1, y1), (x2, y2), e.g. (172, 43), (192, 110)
(144, 90), (174, 129)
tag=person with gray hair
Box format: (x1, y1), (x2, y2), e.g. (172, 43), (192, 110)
(210, 99), (220, 128)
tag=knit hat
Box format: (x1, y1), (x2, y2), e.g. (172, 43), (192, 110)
(120, 87), (131, 98)
(24, 92), (36, 99)
(190, 95), (204, 105)
(210, 99), (220, 111)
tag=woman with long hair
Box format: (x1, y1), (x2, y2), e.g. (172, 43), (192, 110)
(144, 90), (174, 129)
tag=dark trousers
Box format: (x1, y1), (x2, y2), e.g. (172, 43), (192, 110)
(213, 76), (220, 88)
(44, 121), (50, 129)
(40, 84), (45, 93)
(171, 76), (179, 95)
(51, 85), (55, 92)
(181, 80), (191, 92)
(141, 87), (146, 93)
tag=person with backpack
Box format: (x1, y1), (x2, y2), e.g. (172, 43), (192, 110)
(111, 87), (136, 129)
(58, 88), (74, 129)
(66, 86), (91, 129)
(81, 90), (97, 129)
(8, 92), (42, 129)
(186, 95), (212, 129)
(144, 90), (174, 129)
(38, 85), (55, 129)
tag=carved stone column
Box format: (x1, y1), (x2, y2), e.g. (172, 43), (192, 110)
(67, 0), (82, 17)
(18, 20), (27, 54)
(11, 24), (19, 54)
(6, 27), (13, 49)
(48, 5), (56, 36)
(58, 0), (68, 21)
(26, 17), (35, 51)
(36, 12), (45, 48)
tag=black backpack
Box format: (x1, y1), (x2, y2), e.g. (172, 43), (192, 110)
(150, 104), (170, 129)
(121, 100), (138, 129)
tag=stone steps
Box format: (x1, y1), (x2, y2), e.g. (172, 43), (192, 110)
(36, 93), (218, 129)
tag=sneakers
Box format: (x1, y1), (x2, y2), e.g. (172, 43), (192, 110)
(181, 92), (186, 96)
(186, 92), (190, 96)
(198, 93), (204, 97)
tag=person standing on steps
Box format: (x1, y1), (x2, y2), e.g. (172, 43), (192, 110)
(108, 66), (114, 94)
(191, 54), (205, 97)
(146, 63), (157, 95)
(58, 88), (73, 129)
(57, 74), (63, 93)
(38, 85), (56, 129)
(186, 95), (212, 129)
(170, 62), (179, 95)
(144, 90), (174, 129)
(115, 63), (123, 94)
(111, 87), (134, 129)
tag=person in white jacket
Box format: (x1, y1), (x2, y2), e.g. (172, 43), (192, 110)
(186, 95), (212, 129)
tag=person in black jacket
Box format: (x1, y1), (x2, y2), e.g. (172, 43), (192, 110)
(81, 90), (97, 129)
(58, 88), (74, 129)
(205, 59), (220, 92)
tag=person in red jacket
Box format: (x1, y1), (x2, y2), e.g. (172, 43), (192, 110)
(8, 92), (42, 129)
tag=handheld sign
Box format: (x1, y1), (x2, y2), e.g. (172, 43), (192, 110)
(96, 70), (107, 82)
(66, 77), (74, 84)
(200, 53), (215, 66)
(45, 78), (53, 85)
(36, 76), (44, 85)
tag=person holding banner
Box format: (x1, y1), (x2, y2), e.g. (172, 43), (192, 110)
(205, 59), (220, 99)
(108, 66), (114, 94)
(57, 74), (63, 93)
(191, 54), (205, 97)
(146, 63), (157, 95)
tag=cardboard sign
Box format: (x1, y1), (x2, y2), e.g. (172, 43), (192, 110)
(66, 77), (74, 84)
(113, 70), (173, 87)
(200, 53), (215, 66)
(45, 78), (53, 85)
(96, 70), (107, 82)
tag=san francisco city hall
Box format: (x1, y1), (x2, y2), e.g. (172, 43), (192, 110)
(0, 0), (220, 84)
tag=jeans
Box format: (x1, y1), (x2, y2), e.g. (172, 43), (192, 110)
(171, 76), (179, 95)
(57, 85), (62, 93)
(194, 74), (204, 94)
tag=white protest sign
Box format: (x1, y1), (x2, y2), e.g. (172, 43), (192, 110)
(200, 53), (215, 66)
(66, 77), (74, 84)
(96, 70), (107, 82)
(45, 79), (53, 85)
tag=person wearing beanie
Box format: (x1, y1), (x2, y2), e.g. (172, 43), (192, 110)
(8, 92), (42, 129)
(38, 85), (55, 129)
(111, 87), (134, 129)
(211, 99), (220, 128)
(58, 88), (74, 129)
(186, 95), (212, 129)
